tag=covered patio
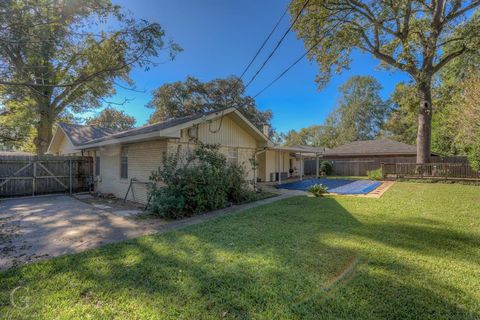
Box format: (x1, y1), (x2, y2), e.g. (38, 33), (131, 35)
(255, 145), (326, 183)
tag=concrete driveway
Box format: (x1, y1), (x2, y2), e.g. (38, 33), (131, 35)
(0, 195), (164, 270)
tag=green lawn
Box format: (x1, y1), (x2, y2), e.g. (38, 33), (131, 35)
(1, 182), (480, 319)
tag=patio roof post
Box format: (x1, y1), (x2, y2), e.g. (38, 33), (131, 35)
(275, 150), (279, 184)
(300, 152), (303, 180)
(316, 153), (319, 178)
(279, 151), (282, 185)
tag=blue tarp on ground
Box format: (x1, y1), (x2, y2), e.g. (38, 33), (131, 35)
(277, 178), (381, 195)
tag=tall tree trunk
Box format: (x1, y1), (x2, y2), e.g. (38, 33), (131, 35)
(35, 109), (54, 154)
(416, 81), (432, 163)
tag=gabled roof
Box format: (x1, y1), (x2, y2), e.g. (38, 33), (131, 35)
(324, 139), (418, 156)
(79, 108), (229, 146)
(53, 107), (271, 150)
(58, 123), (118, 146)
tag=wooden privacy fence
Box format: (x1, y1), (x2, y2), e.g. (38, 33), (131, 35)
(330, 160), (380, 176)
(381, 162), (480, 180)
(304, 159), (383, 176)
(0, 155), (93, 198)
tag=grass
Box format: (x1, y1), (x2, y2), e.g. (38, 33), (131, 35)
(1, 182), (480, 319)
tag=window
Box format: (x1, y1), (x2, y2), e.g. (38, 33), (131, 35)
(226, 147), (238, 165)
(95, 156), (100, 176)
(120, 146), (128, 179)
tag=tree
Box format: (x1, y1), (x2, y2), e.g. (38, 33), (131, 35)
(0, 0), (180, 153)
(148, 76), (273, 133)
(334, 76), (390, 143)
(449, 71), (480, 169)
(0, 102), (36, 151)
(283, 76), (388, 148)
(283, 125), (338, 148)
(383, 83), (418, 145)
(86, 107), (136, 131)
(291, 0), (480, 163)
(384, 43), (480, 154)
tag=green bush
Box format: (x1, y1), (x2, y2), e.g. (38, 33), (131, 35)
(467, 139), (480, 171)
(308, 184), (328, 197)
(320, 161), (333, 175)
(367, 168), (383, 180)
(148, 143), (253, 219)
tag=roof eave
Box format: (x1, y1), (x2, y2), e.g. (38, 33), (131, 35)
(75, 107), (272, 149)
(324, 152), (418, 157)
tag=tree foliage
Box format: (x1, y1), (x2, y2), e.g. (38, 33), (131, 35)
(148, 76), (273, 133)
(283, 125), (337, 148)
(284, 76), (389, 148)
(290, 0), (480, 162)
(384, 45), (480, 161)
(447, 70), (480, 169)
(86, 107), (136, 131)
(383, 83), (419, 146)
(332, 76), (390, 144)
(0, 101), (36, 151)
(0, 0), (180, 153)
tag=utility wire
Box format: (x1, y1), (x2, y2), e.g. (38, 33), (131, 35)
(209, 9), (347, 137)
(253, 17), (348, 99)
(244, 0), (310, 89)
(253, 41), (317, 99)
(239, 3), (291, 80)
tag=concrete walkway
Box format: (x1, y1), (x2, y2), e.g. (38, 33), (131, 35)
(0, 192), (295, 270)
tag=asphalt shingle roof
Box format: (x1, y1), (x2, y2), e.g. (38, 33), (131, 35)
(324, 139), (417, 156)
(58, 123), (118, 146)
(59, 107), (233, 147)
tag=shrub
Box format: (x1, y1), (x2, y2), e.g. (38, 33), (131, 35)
(308, 184), (328, 197)
(367, 168), (383, 180)
(467, 139), (480, 171)
(320, 161), (333, 175)
(148, 143), (253, 219)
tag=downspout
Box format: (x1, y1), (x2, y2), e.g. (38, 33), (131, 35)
(253, 148), (267, 190)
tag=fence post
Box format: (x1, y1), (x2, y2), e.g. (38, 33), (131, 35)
(32, 161), (36, 196)
(69, 159), (72, 194)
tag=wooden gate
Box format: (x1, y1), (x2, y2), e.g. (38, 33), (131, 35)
(0, 155), (93, 198)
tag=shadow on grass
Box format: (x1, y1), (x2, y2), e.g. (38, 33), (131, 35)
(1, 196), (479, 319)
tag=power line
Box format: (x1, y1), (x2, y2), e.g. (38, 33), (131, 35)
(211, 9), (347, 138)
(239, 3), (291, 80)
(253, 17), (348, 99)
(244, 0), (310, 89)
(253, 41), (317, 99)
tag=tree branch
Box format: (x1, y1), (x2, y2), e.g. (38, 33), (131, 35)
(443, 1), (480, 24)
(432, 45), (466, 74)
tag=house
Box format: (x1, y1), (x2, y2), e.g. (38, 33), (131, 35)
(48, 107), (315, 203)
(323, 139), (422, 161)
(321, 139), (439, 176)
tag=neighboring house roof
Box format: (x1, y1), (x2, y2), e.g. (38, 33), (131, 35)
(49, 107), (271, 152)
(289, 145), (330, 154)
(271, 145), (329, 156)
(324, 139), (418, 157)
(58, 123), (118, 146)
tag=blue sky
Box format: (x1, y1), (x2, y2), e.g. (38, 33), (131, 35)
(106, 0), (411, 133)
